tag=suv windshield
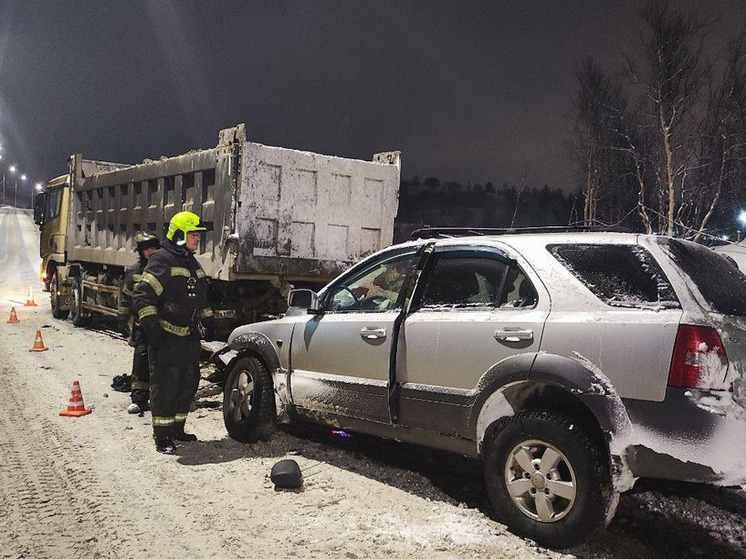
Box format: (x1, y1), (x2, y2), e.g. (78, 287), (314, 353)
(664, 239), (746, 316)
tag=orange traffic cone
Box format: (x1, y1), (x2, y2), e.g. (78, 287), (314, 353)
(7, 307), (19, 323)
(24, 286), (38, 307)
(29, 330), (49, 352)
(59, 380), (92, 417)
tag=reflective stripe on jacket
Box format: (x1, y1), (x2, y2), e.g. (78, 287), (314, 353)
(132, 239), (211, 338)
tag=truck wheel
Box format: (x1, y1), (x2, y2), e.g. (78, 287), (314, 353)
(223, 356), (275, 443)
(70, 277), (90, 327)
(484, 410), (614, 548)
(50, 272), (69, 320)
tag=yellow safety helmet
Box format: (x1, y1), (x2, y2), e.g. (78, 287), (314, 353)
(166, 211), (208, 244)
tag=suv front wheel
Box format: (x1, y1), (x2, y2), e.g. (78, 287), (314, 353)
(484, 410), (614, 549)
(223, 356), (276, 443)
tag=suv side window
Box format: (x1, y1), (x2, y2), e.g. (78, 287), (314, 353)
(418, 252), (537, 309)
(326, 252), (420, 312)
(549, 243), (680, 308)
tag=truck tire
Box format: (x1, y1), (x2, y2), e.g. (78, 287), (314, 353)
(223, 356), (275, 443)
(70, 277), (90, 327)
(484, 410), (614, 549)
(50, 272), (69, 320)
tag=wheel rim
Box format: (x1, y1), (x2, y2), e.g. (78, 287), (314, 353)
(229, 369), (255, 423)
(504, 439), (577, 522)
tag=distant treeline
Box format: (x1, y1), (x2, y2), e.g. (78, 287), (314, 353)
(394, 176), (577, 240)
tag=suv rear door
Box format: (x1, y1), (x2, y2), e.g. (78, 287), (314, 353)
(397, 245), (549, 437)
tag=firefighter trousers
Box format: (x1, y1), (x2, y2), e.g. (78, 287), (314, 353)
(130, 339), (150, 407)
(148, 336), (201, 439)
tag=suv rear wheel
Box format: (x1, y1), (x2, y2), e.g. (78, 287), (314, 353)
(484, 410), (613, 549)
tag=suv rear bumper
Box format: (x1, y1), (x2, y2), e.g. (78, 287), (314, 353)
(623, 388), (746, 486)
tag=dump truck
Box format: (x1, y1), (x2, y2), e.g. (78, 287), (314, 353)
(33, 124), (400, 337)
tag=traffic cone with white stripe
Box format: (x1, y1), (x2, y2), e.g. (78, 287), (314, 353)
(29, 330), (48, 352)
(7, 307), (19, 323)
(24, 286), (38, 307)
(60, 380), (92, 417)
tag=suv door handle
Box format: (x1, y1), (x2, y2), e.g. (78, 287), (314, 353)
(360, 327), (386, 340)
(494, 328), (533, 342)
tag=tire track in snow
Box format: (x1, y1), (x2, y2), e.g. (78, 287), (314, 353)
(0, 361), (145, 559)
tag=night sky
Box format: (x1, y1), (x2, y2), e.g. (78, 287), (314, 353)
(1, 1), (742, 200)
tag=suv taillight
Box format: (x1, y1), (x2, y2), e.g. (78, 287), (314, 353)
(668, 325), (729, 389)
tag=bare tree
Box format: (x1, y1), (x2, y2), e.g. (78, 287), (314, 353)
(689, 35), (746, 241)
(509, 164), (531, 228)
(569, 57), (630, 225)
(626, 2), (708, 236)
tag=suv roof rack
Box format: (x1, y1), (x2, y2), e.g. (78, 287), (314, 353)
(410, 225), (632, 240)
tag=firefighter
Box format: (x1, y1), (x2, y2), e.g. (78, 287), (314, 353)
(132, 211), (213, 454)
(120, 231), (161, 415)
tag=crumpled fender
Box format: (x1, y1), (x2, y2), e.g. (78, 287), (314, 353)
(473, 351), (635, 493)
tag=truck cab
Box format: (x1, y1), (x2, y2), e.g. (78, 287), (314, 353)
(35, 173), (71, 292)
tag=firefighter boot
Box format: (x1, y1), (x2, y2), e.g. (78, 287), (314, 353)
(172, 423), (197, 442)
(155, 435), (176, 454)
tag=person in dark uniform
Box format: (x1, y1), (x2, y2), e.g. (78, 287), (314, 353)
(120, 231), (161, 415)
(132, 211), (213, 454)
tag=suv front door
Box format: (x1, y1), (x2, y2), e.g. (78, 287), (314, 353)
(289, 249), (422, 424)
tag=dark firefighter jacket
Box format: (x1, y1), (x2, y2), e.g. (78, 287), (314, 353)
(132, 239), (213, 342)
(119, 258), (147, 345)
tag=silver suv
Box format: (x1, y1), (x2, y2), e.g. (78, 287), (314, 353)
(218, 228), (746, 548)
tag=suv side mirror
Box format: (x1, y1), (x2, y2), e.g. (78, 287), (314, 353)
(287, 289), (321, 314)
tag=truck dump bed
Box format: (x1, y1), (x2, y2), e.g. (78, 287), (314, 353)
(68, 124), (400, 282)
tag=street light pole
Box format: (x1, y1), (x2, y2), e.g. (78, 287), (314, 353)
(14, 174), (27, 208)
(738, 211), (746, 242)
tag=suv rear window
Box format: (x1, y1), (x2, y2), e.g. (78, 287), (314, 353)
(549, 244), (679, 309)
(664, 239), (746, 316)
